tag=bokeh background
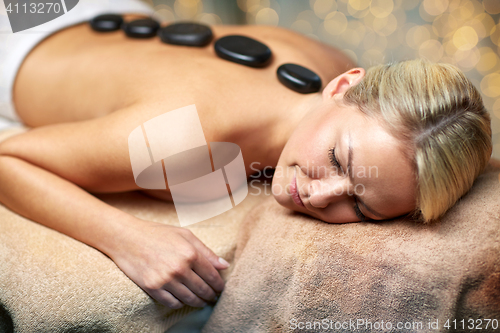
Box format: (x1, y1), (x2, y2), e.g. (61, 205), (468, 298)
(145, 0), (500, 158)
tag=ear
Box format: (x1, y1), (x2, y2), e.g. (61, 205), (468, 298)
(322, 68), (365, 101)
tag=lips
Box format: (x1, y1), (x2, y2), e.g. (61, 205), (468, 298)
(290, 171), (305, 207)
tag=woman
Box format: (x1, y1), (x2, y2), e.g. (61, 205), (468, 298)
(0, 7), (492, 310)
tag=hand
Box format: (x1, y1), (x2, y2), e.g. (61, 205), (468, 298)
(108, 220), (230, 309)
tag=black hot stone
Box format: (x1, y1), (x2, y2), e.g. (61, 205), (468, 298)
(214, 35), (272, 68)
(277, 63), (322, 94)
(122, 18), (160, 38)
(90, 14), (123, 32)
(159, 22), (213, 47)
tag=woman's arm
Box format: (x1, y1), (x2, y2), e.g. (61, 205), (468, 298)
(0, 108), (229, 308)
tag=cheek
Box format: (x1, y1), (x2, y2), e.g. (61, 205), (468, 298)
(284, 127), (320, 161)
(271, 172), (291, 206)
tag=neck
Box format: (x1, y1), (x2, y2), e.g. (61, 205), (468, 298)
(285, 92), (324, 140)
(263, 93), (324, 167)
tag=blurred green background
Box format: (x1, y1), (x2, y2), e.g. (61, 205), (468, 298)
(144, 0), (500, 158)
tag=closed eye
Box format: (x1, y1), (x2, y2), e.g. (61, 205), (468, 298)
(354, 198), (367, 222)
(328, 147), (343, 172)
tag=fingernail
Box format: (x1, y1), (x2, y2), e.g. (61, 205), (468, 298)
(219, 257), (230, 267)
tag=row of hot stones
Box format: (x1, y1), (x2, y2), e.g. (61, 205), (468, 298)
(90, 14), (322, 94)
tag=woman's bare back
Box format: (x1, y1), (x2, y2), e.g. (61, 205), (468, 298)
(14, 18), (355, 139)
(11, 19), (355, 199)
(0, 18), (356, 309)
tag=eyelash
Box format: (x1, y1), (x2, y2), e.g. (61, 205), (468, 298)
(354, 199), (367, 222)
(329, 147), (367, 222)
(328, 147), (341, 169)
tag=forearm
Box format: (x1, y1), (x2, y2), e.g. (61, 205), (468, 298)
(0, 153), (230, 308)
(0, 154), (141, 256)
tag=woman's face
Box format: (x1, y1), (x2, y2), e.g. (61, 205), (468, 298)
(272, 70), (417, 223)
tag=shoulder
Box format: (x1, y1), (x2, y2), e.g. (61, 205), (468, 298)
(212, 24), (357, 78)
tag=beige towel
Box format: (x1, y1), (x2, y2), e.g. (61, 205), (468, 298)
(203, 161), (500, 333)
(0, 128), (269, 332)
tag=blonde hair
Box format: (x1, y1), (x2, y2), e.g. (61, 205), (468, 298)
(343, 59), (492, 222)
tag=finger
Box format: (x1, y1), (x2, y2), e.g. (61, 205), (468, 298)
(147, 288), (184, 309)
(163, 280), (208, 308)
(183, 230), (230, 270)
(190, 250), (226, 294)
(180, 269), (218, 302)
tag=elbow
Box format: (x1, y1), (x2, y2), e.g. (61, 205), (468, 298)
(0, 134), (22, 158)
(0, 140), (9, 157)
(0, 139), (25, 177)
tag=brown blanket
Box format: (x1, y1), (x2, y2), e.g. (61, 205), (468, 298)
(203, 161), (500, 333)
(0, 128), (269, 332)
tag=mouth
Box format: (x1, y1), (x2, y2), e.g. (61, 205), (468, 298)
(290, 169), (305, 207)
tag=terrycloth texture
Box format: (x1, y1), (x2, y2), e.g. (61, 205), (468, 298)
(0, 128), (269, 332)
(203, 161), (500, 333)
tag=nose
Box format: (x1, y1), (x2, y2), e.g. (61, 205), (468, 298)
(308, 177), (352, 208)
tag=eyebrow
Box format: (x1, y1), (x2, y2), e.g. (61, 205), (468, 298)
(347, 133), (389, 220)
